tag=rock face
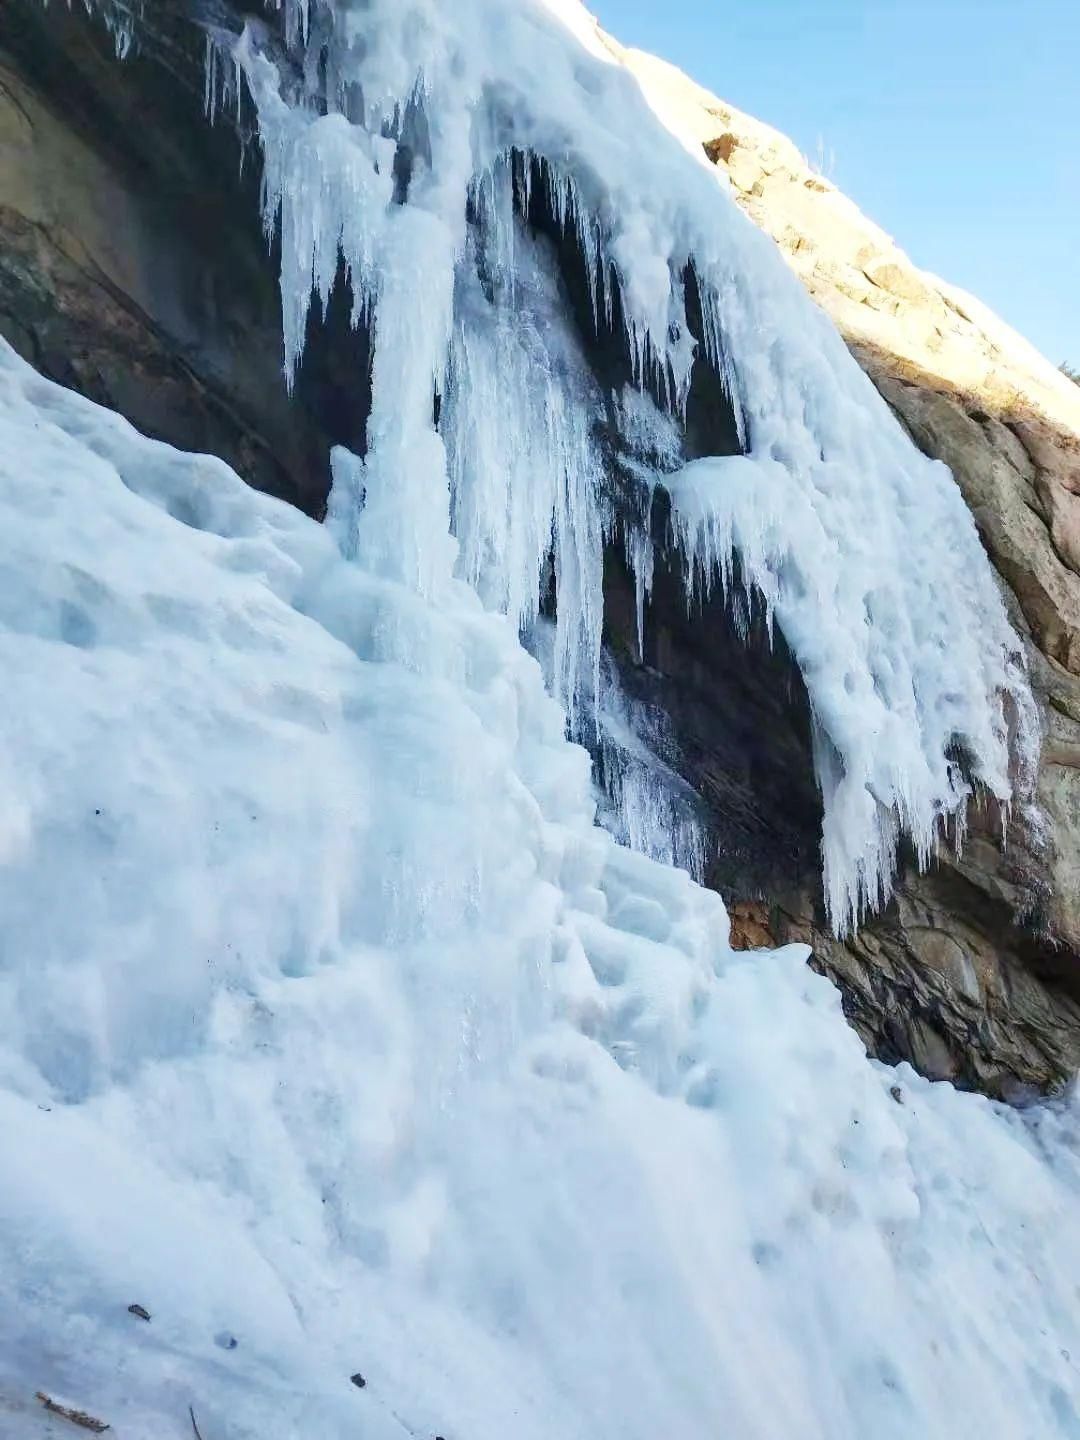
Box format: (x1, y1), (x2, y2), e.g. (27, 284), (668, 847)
(3, 1), (1078, 1096)
(621, 46), (1080, 1095)
(0, 0), (364, 517)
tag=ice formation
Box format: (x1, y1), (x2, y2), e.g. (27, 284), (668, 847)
(3, 333), (1080, 1440)
(592, 652), (709, 882)
(2, 1), (1077, 1437)
(222, 0), (1037, 933)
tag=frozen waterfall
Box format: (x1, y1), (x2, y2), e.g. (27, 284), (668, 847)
(1, 3), (1076, 1440)
(229, 0), (1039, 934)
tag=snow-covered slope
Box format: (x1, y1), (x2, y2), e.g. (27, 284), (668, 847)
(2, 0), (1078, 1435)
(3, 337), (1080, 1440)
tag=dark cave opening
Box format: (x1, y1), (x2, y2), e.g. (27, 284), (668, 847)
(602, 510), (824, 906)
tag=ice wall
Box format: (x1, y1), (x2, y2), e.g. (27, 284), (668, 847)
(223, 0), (1039, 933)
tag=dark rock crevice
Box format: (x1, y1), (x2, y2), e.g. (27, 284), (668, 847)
(602, 517), (823, 905)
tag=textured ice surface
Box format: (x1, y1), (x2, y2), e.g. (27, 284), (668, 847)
(224, 0), (1039, 933)
(1, 342), (1079, 1440)
(592, 649), (708, 881)
(5, 1), (1073, 1435)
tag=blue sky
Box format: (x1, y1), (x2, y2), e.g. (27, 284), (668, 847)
(590, 0), (1079, 369)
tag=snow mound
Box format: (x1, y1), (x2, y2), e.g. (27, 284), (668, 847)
(1, 340), (1079, 1439)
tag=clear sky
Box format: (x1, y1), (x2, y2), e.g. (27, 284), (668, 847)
(589, 0), (1079, 369)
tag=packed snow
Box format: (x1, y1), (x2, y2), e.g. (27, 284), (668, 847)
(3, 0), (1078, 1436)
(1, 333), (1079, 1439)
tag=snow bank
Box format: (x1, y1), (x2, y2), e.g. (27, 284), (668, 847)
(1, 340), (1078, 1439)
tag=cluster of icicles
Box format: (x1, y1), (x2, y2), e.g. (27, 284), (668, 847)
(59, 0), (140, 58)
(103, 0), (1041, 933)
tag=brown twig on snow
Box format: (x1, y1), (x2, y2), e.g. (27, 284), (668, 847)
(189, 1403), (205, 1440)
(34, 1392), (110, 1433)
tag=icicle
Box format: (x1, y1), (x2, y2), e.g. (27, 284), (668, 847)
(204, 34), (216, 124)
(62, 0), (138, 58)
(219, 0), (1038, 936)
(593, 653), (709, 881)
(444, 180), (610, 728)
